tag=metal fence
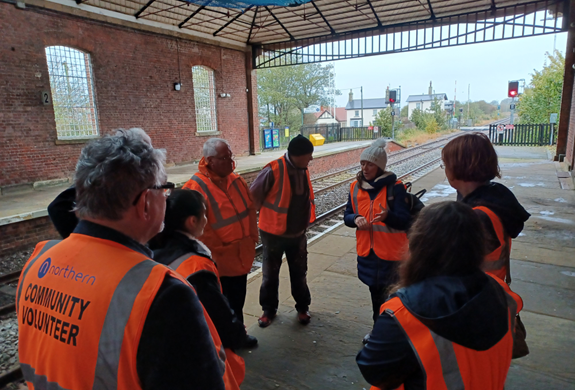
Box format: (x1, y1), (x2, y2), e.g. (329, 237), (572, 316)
(488, 124), (556, 146)
(301, 124), (384, 143)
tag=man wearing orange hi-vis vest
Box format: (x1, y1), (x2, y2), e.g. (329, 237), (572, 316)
(250, 135), (316, 327)
(183, 138), (259, 348)
(16, 129), (228, 389)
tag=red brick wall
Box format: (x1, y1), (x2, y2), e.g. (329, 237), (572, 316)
(0, 3), (255, 188)
(0, 217), (59, 257)
(0, 147), (368, 257)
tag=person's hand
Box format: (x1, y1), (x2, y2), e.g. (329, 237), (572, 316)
(371, 204), (388, 224)
(355, 215), (369, 230)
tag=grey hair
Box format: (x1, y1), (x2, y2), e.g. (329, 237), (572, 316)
(203, 138), (229, 158)
(74, 128), (167, 221)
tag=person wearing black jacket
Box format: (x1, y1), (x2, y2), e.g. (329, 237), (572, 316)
(343, 138), (411, 341)
(150, 189), (253, 351)
(441, 132), (530, 282)
(357, 201), (516, 389)
(37, 128), (225, 390)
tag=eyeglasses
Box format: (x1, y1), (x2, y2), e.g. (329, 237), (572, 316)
(132, 182), (175, 205)
(212, 154), (234, 162)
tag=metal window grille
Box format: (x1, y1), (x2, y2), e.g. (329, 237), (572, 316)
(45, 46), (99, 139)
(192, 66), (218, 133)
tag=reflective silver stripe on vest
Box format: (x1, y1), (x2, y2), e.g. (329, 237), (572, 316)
(21, 363), (70, 390)
(263, 158), (289, 214)
(92, 259), (158, 390)
(16, 240), (61, 314)
(168, 253), (193, 273)
(429, 330), (465, 390)
(191, 175), (250, 230)
(351, 182), (359, 213)
(489, 277), (517, 336)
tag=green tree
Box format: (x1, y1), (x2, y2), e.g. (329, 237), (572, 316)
(373, 107), (393, 137)
(258, 63), (339, 131)
(518, 50), (564, 124)
(400, 105), (408, 118)
(430, 98), (447, 129)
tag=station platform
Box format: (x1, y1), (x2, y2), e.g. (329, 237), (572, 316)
(237, 146), (575, 390)
(0, 140), (373, 224)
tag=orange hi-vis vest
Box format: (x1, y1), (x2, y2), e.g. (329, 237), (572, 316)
(184, 172), (256, 277)
(258, 156), (316, 236)
(16, 235), (232, 390)
(371, 278), (516, 390)
(168, 252), (246, 387)
(474, 206), (512, 281)
(350, 180), (408, 260)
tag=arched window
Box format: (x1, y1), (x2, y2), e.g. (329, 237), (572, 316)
(192, 66), (217, 133)
(45, 46), (99, 139)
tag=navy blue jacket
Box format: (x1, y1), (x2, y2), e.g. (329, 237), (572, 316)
(356, 271), (510, 389)
(344, 172), (411, 288)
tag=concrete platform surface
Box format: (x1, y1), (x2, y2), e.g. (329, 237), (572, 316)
(0, 140), (372, 223)
(238, 145), (575, 390)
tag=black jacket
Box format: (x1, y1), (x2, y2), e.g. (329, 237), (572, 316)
(356, 271), (510, 389)
(74, 221), (226, 390)
(343, 172), (411, 288)
(152, 232), (247, 350)
(460, 182), (530, 251)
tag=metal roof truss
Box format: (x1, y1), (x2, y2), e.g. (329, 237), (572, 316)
(254, 0), (567, 68)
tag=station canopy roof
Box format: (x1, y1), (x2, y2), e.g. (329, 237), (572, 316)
(80, 0), (564, 48)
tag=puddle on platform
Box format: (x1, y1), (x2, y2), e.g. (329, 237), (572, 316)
(518, 182), (546, 187)
(560, 271), (575, 277)
(555, 198), (568, 203)
(540, 210), (555, 216)
(420, 184), (456, 202)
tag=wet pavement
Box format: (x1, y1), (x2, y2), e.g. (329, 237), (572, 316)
(238, 145), (575, 390)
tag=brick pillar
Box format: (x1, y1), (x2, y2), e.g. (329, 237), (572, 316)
(556, 0), (575, 165)
(245, 46), (258, 155)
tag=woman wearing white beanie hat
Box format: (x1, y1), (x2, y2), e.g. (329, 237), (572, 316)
(343, 138), (411, 343)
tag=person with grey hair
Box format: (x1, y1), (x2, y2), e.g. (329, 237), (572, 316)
(183, 138), (259, 349)
(21, 128), (227, 390)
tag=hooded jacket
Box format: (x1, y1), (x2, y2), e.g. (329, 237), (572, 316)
(153, 232), (247, 350)
(344, 172), (411, 288)
(356, 271), (511, 389)
(460, 182), (530, 251)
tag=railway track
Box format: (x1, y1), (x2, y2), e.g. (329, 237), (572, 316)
(0, 131), (453, 387)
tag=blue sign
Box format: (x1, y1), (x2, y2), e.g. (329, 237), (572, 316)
(264, 129), (273, 149)
(272, 129), (280, 148)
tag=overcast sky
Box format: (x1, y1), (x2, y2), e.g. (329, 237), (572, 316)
(333, 32), (567, 108)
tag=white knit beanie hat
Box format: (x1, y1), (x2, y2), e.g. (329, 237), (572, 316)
(360, 138), (388, 172)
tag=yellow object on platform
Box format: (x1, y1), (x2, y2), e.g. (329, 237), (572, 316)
(309, 134), (325, 146)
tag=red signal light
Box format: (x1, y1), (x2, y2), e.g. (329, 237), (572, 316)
(508, 81), (519, 98)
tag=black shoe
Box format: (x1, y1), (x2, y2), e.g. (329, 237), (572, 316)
(243, 334), (258, 348)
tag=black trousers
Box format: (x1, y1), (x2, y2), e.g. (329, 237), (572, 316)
(220, 274), (248, 325)
(259, 230), (311, 314)
(369, 285), (388, 323)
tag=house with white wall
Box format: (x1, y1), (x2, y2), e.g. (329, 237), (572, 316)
(345, 97), (389, 127)
(406, 93), (448, 118)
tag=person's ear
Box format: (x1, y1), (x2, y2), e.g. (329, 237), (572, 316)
(134, 189), (151, 220)
(184, 215), (198, 233)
